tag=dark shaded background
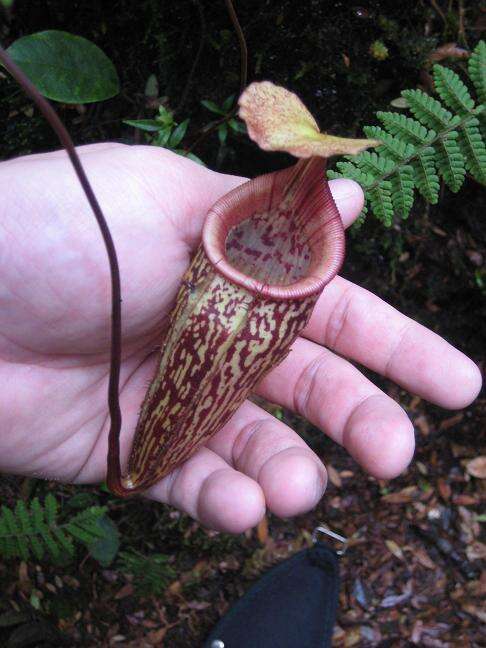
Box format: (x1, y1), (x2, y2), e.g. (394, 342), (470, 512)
(1, 1), (485, 646)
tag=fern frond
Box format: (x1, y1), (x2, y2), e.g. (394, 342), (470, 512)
(331, 40), (486, 225)
(44, 493), (58, 526)
(411, 148), (440, 203)
(330, 161), (373, 187)
(0, 496), (108, 562)
(402, 88), (458, 131)
(376, 111), (436, 145)
(433, 65), (475, 116)
(389, 166), (415, 218)
(63, 507), (108, 545)
(353, 150), (396, 176)
(367, 182), (394, 226)
(118, 551), (176, 596)
(363, 125), (415, 160)
(456, 117), (486, 184)
(469, 41), (486, 143)
(435, 132), (466, 192)
(30, 497), (59, 559)
(469, 41), (486, 104)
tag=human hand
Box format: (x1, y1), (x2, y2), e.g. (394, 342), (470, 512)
(0, 144), (481, 532)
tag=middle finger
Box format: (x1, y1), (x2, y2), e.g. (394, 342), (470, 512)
(256, 336), (415, 479)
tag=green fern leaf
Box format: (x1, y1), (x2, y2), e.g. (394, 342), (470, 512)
(389, 166), (415, 218)
(42, 529), (62, 559)
(367, 181), (394, 226)
(332, 44), (486, 224)
(30, 497), (44, 530)
(377, 111), (435, 145)
(469, 41), (486, 104)
(402, 88), (457, 131)
(29, 499), (59, 559)
(456, 117), (486, 184)
(410, 147), (440, 203)
(433, 64), (475, 116)
(2, 506), (28, 560)
(332, 160), (374, 187)
(0, 496), (112, 562)
(363, 125), (415, 160)
(17, 500), (44, 561)
(0, 508), (16, 558)
(15, 500), (32, 535)
(51, 526), (75, 556)
(435, 132), (466, 192)
(353, 200), (368, 228)
(399, 90), (472, 191)
(63, 524), (97, 545)
(469, 41), (486, 142)
(44, 493), (58, 526)
(354, 150), (396, 177)
(63, 506), (107, 545)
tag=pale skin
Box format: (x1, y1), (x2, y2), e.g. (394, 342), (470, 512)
(0, 144), (481, 533)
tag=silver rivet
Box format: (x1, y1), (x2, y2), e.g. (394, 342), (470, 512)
(211, 641), (225, 648)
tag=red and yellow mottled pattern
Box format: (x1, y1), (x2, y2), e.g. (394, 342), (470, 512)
(116, 158), (344, 493)
(125, 246), (317, 490)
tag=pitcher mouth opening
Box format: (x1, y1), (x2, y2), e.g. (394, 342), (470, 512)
(202, 157), (345, 300)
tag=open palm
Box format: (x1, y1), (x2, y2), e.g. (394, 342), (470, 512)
(0, 143), (481, 532)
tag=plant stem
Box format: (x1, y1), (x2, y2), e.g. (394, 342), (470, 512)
(0, 44), (125, 493)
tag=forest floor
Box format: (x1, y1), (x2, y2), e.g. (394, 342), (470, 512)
(0, 1), (485, 646)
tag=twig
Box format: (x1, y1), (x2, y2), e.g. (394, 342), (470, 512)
(0, 45), (125, 494)
(457, 0), (469, 49)
(187, 0), (248, 154)
(225, 0), (248, 97)
(176, 0), (206, 114)
(429, 0), (447, 26)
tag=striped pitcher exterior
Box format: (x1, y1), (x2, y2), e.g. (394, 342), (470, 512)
(111, 157), (345, 494)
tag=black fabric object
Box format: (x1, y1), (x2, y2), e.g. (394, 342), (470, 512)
(204, 541), (340, 648)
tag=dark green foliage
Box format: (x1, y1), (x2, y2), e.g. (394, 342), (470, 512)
(329, 40), (486, 226)
(0, 494), (108, 561)
(124, 105), (204, 165)
(118, 550), (177, 596)
(6, 30), (119, 103)
(87, 516), (120, 566)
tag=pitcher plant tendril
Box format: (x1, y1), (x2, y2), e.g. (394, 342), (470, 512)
(0, 43), (125, 495)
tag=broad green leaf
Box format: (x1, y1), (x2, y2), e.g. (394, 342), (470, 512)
(218, 122), (228, 145)
(6, 30), (119, 103)
(144, 73), (158, 99)
(0, 611), (30, 628)
(177, 151), (206, 166)
(67, 493), (98, 509)
(223, 94), (235, 111)
(153, 128), (172, 147)
(201, 99), (225, 115)
(87, 516), (119, 566)
(124, 119), (163, 132)
(169, 118), (189, 147)
(156, 105), (175, 127)
(229, 118), (247, 134)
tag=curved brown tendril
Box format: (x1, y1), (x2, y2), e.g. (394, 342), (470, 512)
(0, 44), (127, 495)
(224, 0), (248, 98)
(176, 0), (206, 114)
